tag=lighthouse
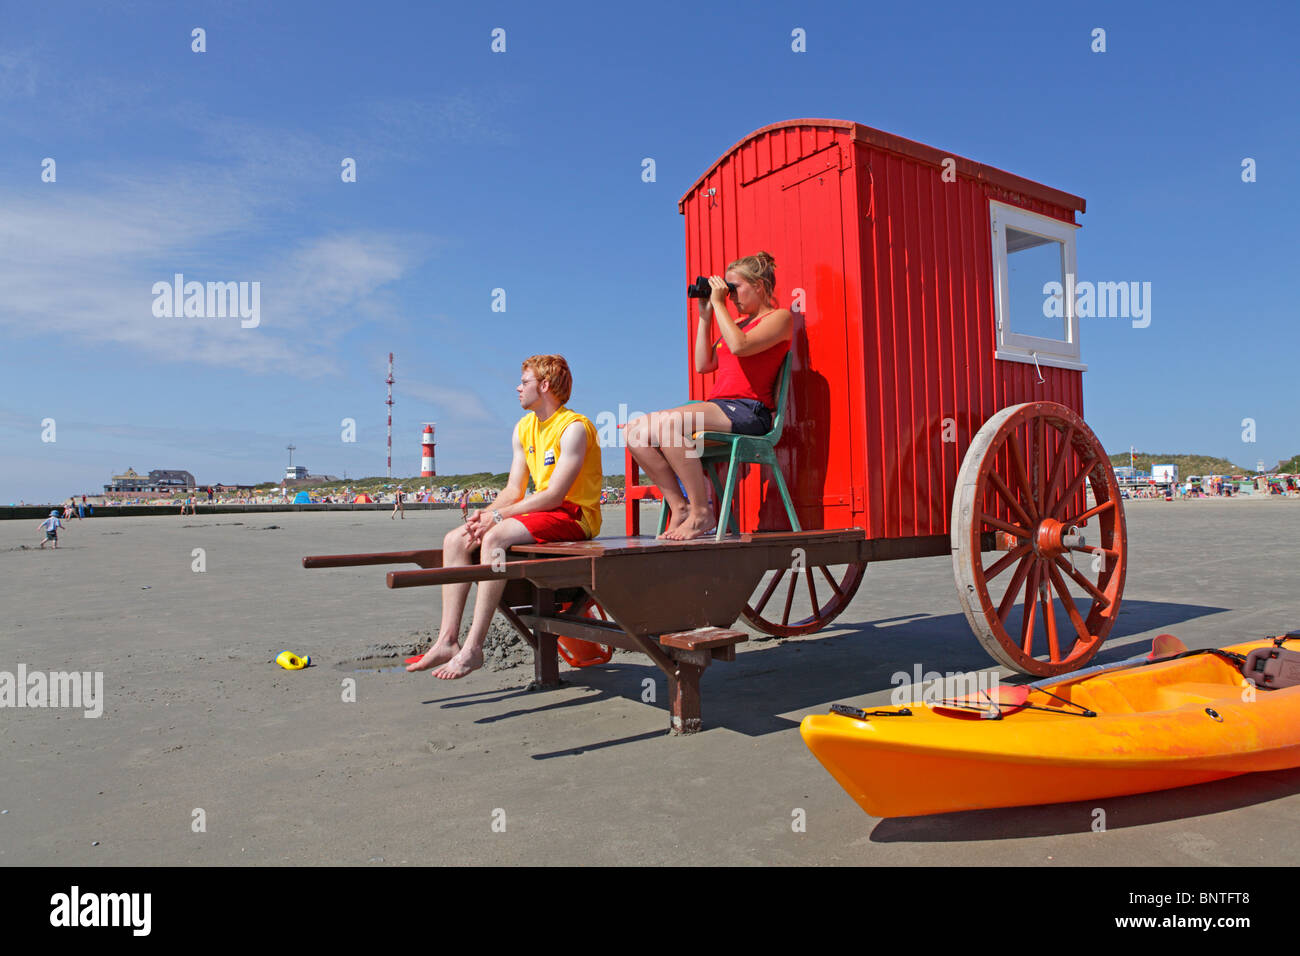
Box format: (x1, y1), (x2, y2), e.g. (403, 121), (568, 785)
(420, 423), (436, 477)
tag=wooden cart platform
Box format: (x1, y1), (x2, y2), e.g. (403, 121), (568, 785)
(304, 529), (960, 733)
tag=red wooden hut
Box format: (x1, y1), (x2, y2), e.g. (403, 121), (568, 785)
(672, 118), (1088, 540)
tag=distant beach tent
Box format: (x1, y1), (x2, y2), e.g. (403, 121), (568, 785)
(293, 491), (312, 504)
(354, 494), (374, 503)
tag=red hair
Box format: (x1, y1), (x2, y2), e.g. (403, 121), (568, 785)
(522, 354), (573, 404)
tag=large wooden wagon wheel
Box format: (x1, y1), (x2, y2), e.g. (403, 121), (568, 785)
(953, 402), (1127, 676)
(740, 561), (867, 637)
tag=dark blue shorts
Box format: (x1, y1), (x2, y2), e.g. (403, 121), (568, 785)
(709, 398), (772, 436)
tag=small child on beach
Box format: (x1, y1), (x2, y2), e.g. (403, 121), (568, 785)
(39, 510), (64, 548)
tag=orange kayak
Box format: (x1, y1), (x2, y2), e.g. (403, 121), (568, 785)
(800, 638), (1300, 818)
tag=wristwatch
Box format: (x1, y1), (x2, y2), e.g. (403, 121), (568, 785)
(492, 510), (503, 524)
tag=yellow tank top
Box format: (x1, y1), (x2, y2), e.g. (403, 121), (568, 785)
(516, 407), (602, 538)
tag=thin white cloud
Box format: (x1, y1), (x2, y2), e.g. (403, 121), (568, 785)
(398, 381), (500, 424)
(156, 89), (521, 182)
(0, 171), (432, 374)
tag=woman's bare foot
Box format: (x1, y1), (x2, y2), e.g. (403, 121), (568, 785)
(657, 503), (692, 539)
(433, 647), (484, 680)
(406, 640), (459, 672)
(663, 512), (715, 540)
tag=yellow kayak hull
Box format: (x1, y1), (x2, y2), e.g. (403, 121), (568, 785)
(800, 640), (1300, 818)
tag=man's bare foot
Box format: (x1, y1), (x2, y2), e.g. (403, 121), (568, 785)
(663, 512), (715, 540)
(433, 647), (484, 680)
(406, 641), (459, 672)
(657, 503), (692, 539)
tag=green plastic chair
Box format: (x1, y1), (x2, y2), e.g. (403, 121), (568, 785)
(656, 351), (801, 542)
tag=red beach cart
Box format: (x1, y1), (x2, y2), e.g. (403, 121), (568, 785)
(306, 119), (1127, 732)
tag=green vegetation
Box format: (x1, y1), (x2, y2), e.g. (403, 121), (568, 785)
(303, 473), (513, 492)
(1107, 452), (1253, 476)
(1274, 455), (1300, 474)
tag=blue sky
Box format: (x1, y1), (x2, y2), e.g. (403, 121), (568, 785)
(2, 0), (1297, 502)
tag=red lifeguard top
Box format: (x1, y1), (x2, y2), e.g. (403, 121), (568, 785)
(707, 311), (787, 410)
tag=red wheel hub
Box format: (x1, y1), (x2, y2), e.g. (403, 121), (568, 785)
(1034, 517), (1067, 559)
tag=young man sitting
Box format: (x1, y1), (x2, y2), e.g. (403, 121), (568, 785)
(407, 354), (603, 679)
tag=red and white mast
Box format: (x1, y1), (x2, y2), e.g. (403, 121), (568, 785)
(385, 352), (395, 479)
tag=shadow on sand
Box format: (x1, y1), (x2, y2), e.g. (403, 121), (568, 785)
(434, 598), (1230, 744)
(867, 767), (1300, 842)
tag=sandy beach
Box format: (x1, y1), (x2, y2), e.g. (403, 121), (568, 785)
(2, 498), (1299, 866)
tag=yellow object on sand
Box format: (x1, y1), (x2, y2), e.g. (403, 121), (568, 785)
(275, 651), (311, 670)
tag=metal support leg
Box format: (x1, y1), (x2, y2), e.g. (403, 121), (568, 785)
(714, 442), (743, 542)
(708, 462), (737, 535)
(770, 460), (803, 532)
(625, 446), (641, 537)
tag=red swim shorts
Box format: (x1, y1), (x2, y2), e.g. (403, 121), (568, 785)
(514, 501), (588, 543)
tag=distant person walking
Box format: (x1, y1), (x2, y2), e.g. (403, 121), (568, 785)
(391, 486), (405, 519)
(39, 511), (64, 548)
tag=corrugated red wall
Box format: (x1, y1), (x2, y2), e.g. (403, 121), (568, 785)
(680, 119), (1086, 540)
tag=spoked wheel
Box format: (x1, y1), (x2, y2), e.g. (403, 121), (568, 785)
(953, 402), (1127, 676)
(740, 561), (867, 637)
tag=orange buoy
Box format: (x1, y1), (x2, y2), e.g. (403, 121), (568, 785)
(555, 597), (614, 668)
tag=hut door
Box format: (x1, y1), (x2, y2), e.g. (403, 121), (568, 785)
(747, 165), (854, 533)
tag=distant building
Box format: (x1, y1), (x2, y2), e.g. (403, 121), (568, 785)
(104, 467), (196, 499)
(1151, 463), (1179, 485)
(149, 469), (196, 490)
(285, 465), (308, 481)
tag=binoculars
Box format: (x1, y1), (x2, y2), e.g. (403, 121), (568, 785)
(686, 276), (738, 299)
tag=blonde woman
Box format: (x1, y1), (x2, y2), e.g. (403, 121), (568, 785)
(626, 251), (792, 540)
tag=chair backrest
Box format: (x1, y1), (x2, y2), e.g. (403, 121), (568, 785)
(765, 351), (794, 444)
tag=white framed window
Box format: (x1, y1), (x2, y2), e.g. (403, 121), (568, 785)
(989, 200), (1085, 371)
